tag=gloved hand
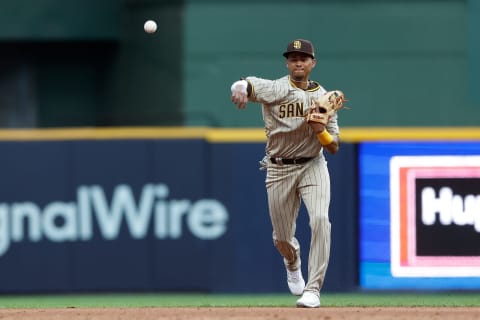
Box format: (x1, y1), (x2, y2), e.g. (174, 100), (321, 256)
(231, 80), (249, 109)
(305, 90), (346, 133)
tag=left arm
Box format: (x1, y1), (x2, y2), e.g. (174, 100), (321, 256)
(314, 126), (339, 154)
(306, 109), (340, 154)
(305, 90), (343, 154)
(319, 132), (339, 154)
(322, 112), (340, 154)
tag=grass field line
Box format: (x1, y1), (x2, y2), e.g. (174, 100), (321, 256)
(1, 293), (480, 308)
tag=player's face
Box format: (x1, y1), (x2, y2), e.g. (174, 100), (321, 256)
(286, 53), (316, 81)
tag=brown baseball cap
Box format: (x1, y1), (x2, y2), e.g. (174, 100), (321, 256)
(283, 39), (315, 59)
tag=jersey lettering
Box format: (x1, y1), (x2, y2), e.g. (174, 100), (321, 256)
(279, 102), (304, 118)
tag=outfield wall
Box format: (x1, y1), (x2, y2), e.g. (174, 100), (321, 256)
(1, 127), (480, 293)
(0, 128), (357, 293)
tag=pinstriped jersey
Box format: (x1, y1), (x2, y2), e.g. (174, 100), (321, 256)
(246, 75), (340, 159)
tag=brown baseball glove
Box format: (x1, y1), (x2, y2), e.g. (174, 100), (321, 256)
(305, 90), (347, 132)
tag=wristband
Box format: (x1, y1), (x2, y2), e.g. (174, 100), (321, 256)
(231, 80), (248, 94)
(316, 130), (334, 145)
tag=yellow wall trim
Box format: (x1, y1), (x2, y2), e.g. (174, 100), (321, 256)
(340, 127), (480, 142)
(0, 127), (480, 142)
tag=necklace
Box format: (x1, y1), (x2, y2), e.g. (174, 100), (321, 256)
(292, 79), (309, 89)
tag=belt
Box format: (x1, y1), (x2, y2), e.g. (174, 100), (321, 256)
(270, 157), (313, 165)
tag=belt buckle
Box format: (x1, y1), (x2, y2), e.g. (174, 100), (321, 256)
(275, 157), (284, 165)
(293, 158), (299, 164)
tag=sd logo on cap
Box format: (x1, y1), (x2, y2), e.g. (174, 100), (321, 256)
(283, 39), (315, 59)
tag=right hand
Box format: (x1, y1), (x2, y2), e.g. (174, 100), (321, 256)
(231, 80), (248, 109)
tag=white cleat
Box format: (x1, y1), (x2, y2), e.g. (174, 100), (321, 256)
(296, 291), (320, 308)
(286, 269), (305, 296)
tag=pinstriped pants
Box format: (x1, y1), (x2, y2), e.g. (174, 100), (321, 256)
(266, 156), (331, 294)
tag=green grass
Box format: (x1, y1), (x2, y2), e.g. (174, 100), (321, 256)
(0, 292), (480, 308)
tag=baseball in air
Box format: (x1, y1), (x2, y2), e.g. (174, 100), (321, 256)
(144, 20), (157, 34)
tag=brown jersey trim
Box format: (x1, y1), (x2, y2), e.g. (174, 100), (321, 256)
(306, 80), (321, 92)
(241, 77), (254, 97)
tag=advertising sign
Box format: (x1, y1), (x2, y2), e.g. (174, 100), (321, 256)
(359, 142), (480, 290)
(390, 156), (480, 278)
(0, 138), (357, 293)
(0, 140), (246, 293)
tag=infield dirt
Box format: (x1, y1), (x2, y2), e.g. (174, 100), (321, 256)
(1, 307), (480, 320)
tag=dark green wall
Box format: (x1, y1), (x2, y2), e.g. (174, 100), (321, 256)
(184, 0), (479, 127)
(0, 0), (183, 127)
(103, 0), (184, 126)
(468, 0), (480, 105)
(0, 0), (121, 40)
(0, 0), (478, 128)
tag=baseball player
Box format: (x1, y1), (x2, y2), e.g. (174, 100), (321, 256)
(230, 39), (345, 308)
